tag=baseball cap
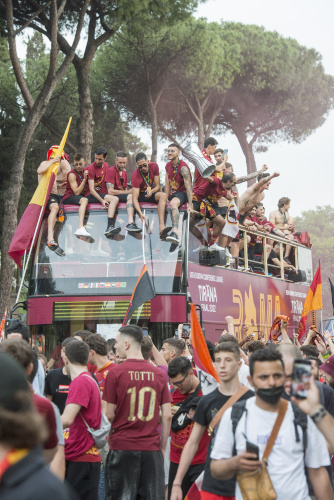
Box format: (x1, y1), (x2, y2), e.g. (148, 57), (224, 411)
(0, 353), (30, 411)
(320, 356), (334, 379)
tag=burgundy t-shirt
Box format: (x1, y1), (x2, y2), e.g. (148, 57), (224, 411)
(105, 165), (128, 192)
(165, 160), (191, 194)
(170, 388), (210, 464)
(64, 372), (102, 462)
(131, 162), (159, 192)
(87, 161), (109, 194)
(63, 168), (89, 201)
(103, 358), (171, 451)
(33, 394), (58, 450)
(193, 176), (226, 204)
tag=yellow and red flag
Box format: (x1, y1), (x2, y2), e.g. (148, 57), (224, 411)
(297, 261), (322, 341)
(190, 302), (219, 394)
(8, 118), (72, 268)
(0, 308), (7, 342)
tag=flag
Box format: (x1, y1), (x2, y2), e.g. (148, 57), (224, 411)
(0, 308), (7, 342)
(190, 302), (219, 394)
(329, 278), (334, 315)
(8, 118), (72, 268)
(185, 471), (204, 500)
(122, 265), (156, 326)
(297, 261), (322, 341)
(222, 198), (239, 238)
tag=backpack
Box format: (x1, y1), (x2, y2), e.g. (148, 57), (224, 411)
(230, 399), (308, 455)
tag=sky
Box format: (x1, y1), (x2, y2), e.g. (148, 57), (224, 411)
(142, 0), (334, 219)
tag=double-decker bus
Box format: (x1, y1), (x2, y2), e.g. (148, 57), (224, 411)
(26, 202), (312, 358)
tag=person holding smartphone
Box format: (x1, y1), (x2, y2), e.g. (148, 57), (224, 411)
(210, 349), (332, 500)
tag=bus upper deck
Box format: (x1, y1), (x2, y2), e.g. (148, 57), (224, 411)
(27, 202), (312, 352)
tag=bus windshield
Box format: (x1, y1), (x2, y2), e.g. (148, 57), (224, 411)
(29, 208), (188, 297)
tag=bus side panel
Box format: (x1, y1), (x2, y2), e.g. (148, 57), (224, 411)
(188, 263), (308, 343)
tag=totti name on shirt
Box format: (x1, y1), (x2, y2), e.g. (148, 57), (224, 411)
(129, 371), (155, 381)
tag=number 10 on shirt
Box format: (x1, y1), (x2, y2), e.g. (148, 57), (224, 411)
(127, 387), (157, 422)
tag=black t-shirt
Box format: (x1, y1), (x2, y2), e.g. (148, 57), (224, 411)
(193, 387), (254, 496)
(44, 368), (71, 414)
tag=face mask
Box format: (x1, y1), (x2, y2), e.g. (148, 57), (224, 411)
(256, 385), (284, 405)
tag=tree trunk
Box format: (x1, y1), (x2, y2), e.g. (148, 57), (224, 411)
(231, 122), (257, 185)
(197, 118), (205, 149)
(76, 60), (94, 162)
(151, 106), (158, 162)
(0, 113), (42, 315)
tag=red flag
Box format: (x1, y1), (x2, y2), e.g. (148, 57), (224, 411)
(122, 265), (156, 326)
(190, 303), (219, 394)
(8, 118), (72, 269)
(297, 261), (322, 341)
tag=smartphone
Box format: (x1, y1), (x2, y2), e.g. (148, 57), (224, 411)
(142, 327), (149, 337)
(174, 329), (179, 338)
(291, 359), (311, 399)
(246, 440), (259, 460)
(182, 323), (190, 339)
(222, 148), (228, 157)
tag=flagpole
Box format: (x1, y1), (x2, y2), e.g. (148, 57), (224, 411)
(16, 205), (44, 302)
(142, 211), (146, 266)
(320, 309), (323, 333)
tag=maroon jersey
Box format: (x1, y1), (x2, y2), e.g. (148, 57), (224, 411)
(165, 159), (191, 194)
(193, 177), (227, 204)
(131, 162), (159, 192)
(201, 148), (214, 164)
(63, 168), (89, 201)
(95, 361), (115, 393)
(87, 161), (109, 194)
(105, 165), (128, 191)
(103, 358), (171, 451)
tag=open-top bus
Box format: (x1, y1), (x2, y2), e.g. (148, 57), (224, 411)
(26, 202), (312, 358)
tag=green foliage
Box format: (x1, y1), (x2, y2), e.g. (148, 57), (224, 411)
(295, 206), (334, 319)
(0, 29), (23, 235)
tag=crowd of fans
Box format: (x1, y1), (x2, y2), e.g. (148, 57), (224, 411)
(1, 318), (334, 500)
(40, 138), (301, 277)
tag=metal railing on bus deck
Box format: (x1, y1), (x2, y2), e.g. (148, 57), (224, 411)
(239, 226), (299, 280)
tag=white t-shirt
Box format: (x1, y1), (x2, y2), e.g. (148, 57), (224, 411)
(211, 397), (330, 500)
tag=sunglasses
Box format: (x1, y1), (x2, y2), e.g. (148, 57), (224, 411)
(74, 162), (84, 166)
(138, 163), (148, 169)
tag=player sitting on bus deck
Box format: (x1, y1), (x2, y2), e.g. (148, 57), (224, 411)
(62, 153), (92, 239)
(86, 147), (121, 237)
(37, 145), (71, 252)
(192, 172), (236, 251)
(164, 143), (193, 245)
(238, 171), (280, 224)
(130, 152), (172, 238)
(105, 151), (141, 234)
(269, 197), (295, 263)
(268, 241), (297, 275)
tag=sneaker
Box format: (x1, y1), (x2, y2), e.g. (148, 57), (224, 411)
(104, 225), (121, 236)
(75, 227), (92, 238)
(126, 222), (142, 233)
(91, 248), (109, 257)
(166, 231), (179, 245)
(193, 244), (208, 253)
(208, 243), (225, 252)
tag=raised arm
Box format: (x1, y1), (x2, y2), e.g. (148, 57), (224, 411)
(68, 171), (88, 195)
(37, 156), (61, 175)
(235, 164), (268, 185)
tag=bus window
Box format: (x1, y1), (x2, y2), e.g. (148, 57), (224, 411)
(29, 208), (188, 296)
